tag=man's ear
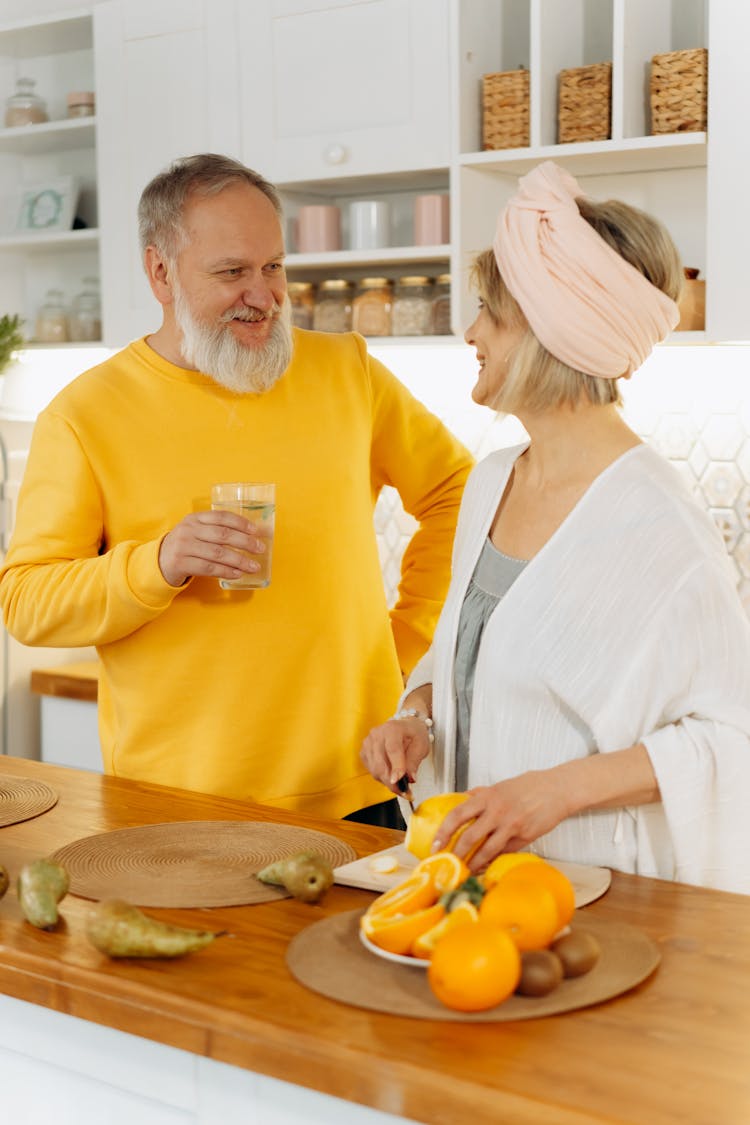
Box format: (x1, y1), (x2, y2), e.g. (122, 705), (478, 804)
(144, 245), (175, 306)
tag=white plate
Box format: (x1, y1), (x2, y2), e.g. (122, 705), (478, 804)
(358, 926), (428, 968)
(335, 847), (611, 907)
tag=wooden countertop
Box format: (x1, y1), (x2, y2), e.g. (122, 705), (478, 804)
(31, 661), (100, 703)
(0, 755), (749, 1125)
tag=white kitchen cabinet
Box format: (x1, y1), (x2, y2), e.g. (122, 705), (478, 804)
(0, 10), (101, 345)
(238, 0), (451, 184)
(241, 0), (454, 326)
(94, 0), (241, 345)
(92, 0), (454, 345)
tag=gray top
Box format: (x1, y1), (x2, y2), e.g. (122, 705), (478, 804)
(454, 538), (527, 790)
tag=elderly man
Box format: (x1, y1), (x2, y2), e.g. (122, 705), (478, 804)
(0, 153), (472, 825)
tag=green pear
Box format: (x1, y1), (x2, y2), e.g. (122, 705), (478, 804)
(17, 858), (69, 929)
(256, 850), (334, 903)
(86, 899), (221, 958)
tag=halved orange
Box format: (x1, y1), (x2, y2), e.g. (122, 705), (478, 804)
(482, 852), (544, 889)
(364, 869), (436, 920)
(413, 851), (470, 894)
(411, 900), (479, 960)
(361, 902), (446, 956)
(404, 793), (470, 859)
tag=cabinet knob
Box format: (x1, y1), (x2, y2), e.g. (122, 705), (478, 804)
(324, 143), (349, 166)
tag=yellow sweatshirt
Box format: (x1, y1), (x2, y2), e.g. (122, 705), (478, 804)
(0, 330), (472, 817)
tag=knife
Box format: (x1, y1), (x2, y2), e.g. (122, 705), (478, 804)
(396, 774), (415, 813)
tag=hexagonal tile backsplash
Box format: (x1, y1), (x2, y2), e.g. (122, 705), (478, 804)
(633, 415), (750, 614)
(373, 343), (750, 618)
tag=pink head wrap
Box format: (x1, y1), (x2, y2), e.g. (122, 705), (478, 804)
(492, 161), (679, 379)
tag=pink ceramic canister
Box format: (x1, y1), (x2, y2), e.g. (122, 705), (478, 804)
(413, 193), (450, 246)
(296, 205), (342, 252)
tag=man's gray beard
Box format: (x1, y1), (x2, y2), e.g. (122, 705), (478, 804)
(173, 284), (294, 394)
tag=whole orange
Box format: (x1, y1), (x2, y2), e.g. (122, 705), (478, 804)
(478, 880), (560, 951)
(428, 921), (521, 1011)
(500, 862), (576, 930)
(482, 852), (543, 888)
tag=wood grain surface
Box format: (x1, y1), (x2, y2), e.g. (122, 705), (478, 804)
(0, 755), (749, 1125)
(30, 661), (100, 702)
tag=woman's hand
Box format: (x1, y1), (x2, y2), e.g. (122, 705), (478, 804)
(360, 716), (432, 798)
(433, 744), (659, 871)
(433, 768), (572, 872)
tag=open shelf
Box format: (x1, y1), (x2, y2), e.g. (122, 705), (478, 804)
(460, 133), (707, 177)
(0, 116), (95, 155)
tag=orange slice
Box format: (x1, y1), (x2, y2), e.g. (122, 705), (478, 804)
(361, 902), (446, 956)
(411, 900), (479, 960)
(364, 869), (436, 920)
(413, 851), (470, 894)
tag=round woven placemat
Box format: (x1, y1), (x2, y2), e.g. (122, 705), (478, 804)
(52, 821), (357, 907)
(0, 776), (58, 827)
(286, 910), (660, 1022)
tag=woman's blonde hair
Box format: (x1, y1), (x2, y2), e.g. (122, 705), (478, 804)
(470, 197), (684, 413)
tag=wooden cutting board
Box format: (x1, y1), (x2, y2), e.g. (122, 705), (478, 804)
(334, 845), (611, 908)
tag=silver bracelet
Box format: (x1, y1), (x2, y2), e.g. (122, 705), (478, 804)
(392, 708), (435, 744)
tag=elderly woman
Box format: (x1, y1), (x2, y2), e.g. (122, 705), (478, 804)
(360, 161), (750, 894)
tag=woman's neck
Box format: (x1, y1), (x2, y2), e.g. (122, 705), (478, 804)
(515, 401), (641, 490)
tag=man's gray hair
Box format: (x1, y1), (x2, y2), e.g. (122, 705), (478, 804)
(137, 153), (282, 262)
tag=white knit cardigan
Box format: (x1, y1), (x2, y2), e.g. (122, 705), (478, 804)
(406, 443), (750, 893)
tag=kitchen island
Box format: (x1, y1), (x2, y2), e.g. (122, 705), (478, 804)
(0, 755), (748, 1125)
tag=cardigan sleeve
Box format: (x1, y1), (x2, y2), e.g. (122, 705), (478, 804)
(638, 559), (750, 892)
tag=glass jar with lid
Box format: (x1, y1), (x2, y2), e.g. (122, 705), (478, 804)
(431, 274), (452, 336)
(288, 281), (315, 330)
(313, 279), (353, 333)
(4, 77), (48, 127)
(36, 289), (69, 344)
(68, 277), (102, 342)
(391, 276), (433, 336)
(351, 277), (393, 337)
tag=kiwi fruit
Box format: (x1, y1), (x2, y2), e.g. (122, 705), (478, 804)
(551, 929), (601, 978)
(516, 949), (564, 997)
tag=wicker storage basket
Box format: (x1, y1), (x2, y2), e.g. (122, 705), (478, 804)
(650, 48), (707, 134)
(482, 69), (530, 150)
(558, 62), (612, 143)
